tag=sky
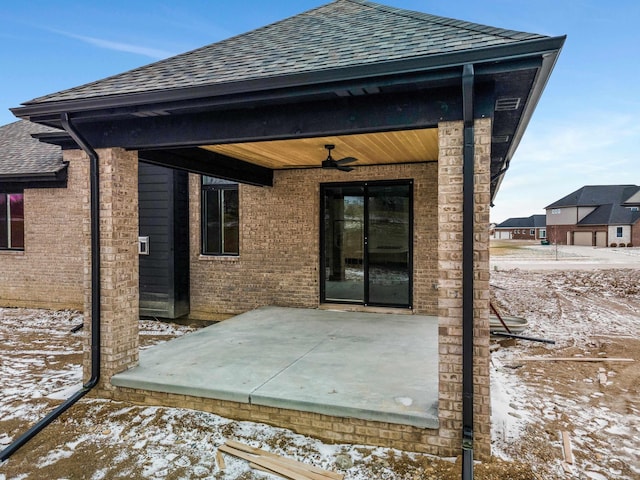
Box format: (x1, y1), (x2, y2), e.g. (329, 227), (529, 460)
(1, 0), (638, 224)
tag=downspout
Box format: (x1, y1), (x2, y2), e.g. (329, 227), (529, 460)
(0, 113), (100, 462)
(461, 63), (475, 480)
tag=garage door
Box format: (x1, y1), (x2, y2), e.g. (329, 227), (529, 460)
(595, 231), (607, 247)
(573, 232), (592, 246)
(498, 231), (511, 239)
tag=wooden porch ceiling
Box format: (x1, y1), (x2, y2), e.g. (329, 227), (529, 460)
(201, 128), (439, 169)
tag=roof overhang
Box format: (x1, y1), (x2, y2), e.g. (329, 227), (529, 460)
(15, 36), (565, 200)
(0, 162), (69, 191)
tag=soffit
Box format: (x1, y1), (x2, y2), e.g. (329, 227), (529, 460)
(202, 128), (438, 169)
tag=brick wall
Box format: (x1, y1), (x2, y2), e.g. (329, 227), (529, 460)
(75, 148), (140, 393)
(0, 159), (85, 310)
(188, 162), (439, 319)
(436, 119), (491, 459)
(111, 385), (445, 455)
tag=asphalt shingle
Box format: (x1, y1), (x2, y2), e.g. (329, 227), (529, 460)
(0, 121), (64, 177)
(22, 0), (549, 105)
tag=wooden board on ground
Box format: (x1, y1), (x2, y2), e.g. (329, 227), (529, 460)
(218, 442), (344, 480)
(561, 431), (573, 465)
(518, 357), (634, 363)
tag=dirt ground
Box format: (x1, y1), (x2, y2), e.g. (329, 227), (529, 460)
(0, 243), (638, 479)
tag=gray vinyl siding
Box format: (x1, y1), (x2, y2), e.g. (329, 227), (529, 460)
(138, 161), (189, 318)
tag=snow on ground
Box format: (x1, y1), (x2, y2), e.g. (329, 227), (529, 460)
(0, 309), (465, 480)
(490, 244), (640, 479)
(1, 244), (639, 479)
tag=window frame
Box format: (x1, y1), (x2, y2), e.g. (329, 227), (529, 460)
(0, 191), (25, 251)
(201, 178), (239, 256)
(616, 226), (623, 238)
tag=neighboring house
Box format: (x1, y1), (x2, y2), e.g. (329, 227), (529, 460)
(4, 0), (564, 461)
(545, 185), (640, 246)
(493, 214), (546, 240)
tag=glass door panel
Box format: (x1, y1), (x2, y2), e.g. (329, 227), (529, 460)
(322, 186), (365, 302)
(367, 185), (410, 306)
(321, 182), (412, 308)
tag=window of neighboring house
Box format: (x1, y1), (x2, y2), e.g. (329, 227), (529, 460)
(551, 209), (561, 215)
(0, 192), (24, 250)
(201, 177), (239, 255)
(540, 229), (547, 239)
(530, 229), (535, 236)
(616, 227), (623, 238)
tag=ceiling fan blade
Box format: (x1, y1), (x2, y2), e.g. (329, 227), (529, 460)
(335, 156), (357, 165)
(336, 164), (354, 172)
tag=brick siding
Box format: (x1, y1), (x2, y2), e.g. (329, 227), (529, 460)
(76, 148), (140, 392)
(110, 386), (445, 455)
(188, 162), (439, 319)
(0, 159), (85, 310)
(436, 119), (491, 459)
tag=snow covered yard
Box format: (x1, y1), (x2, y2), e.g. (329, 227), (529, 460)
(0, 258), (638, 478)
(491, 268), (640, 480)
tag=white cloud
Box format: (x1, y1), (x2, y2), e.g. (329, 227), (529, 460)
(52, 30), (176, 59)
(491, 112), (640, 223)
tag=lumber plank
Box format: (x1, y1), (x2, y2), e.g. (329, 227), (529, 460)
(225, 440), (344, 479)
(216, 449), (226, 471)
(519, 357), (634, 363)
(219, 444), (323, 480)
(561, 431), (573, 465)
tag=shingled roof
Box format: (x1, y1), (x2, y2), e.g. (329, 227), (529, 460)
(0, 121), (66, 180)
(23, 0), (549, 105)
(496, 214), (546, 229)
(577, 204), (640, 226)
(546, 185), (640, 209)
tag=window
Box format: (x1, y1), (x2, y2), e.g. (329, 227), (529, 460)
(616, 227), (623, 238)
(551, 209), (561, 215)
(540, 229), (546, 239)
(201, 177), (239, 255)
(530, 229), (535, 236)
(0, 192), (24, 250)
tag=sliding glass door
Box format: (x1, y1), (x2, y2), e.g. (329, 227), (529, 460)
(321, 181), (412, 308)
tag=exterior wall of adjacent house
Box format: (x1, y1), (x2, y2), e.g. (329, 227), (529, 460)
(492, 227), (545, 240)
(546, 206), (578, 225)
(188, 162), (439, 320)
(608, 225), (631, 245)
(0, 162), (85, 310)
(577, 206), (596, 222)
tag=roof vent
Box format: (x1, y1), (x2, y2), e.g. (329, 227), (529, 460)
(492, 135), (510, 143)
(495, 97), (521, 111)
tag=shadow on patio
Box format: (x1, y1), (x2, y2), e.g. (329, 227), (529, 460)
(112, 306), (439, 428)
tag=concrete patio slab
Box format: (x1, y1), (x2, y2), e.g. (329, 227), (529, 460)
(112, 306), (439, 428)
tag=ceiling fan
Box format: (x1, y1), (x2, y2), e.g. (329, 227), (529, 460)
(321, 144), (357, 172)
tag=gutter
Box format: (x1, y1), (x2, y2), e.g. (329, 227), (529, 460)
(461, 63), (475, 480)
(12, 36), (566, 125)
(0, 113), (101, 462)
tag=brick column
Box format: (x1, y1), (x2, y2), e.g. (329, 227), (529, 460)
(437, 119), (491, 459)
(77, 147), (139, 394)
